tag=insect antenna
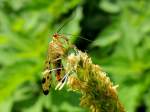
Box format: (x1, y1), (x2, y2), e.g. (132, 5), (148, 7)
(60, 33), (92, 42)
(56, 13), (76, 34)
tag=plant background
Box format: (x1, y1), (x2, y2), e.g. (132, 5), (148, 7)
(0, 0), (150, 112)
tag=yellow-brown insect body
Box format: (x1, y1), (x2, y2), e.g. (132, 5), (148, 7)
(42, 33), (69, 95)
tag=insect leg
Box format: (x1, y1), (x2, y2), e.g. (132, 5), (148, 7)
(55, 71), (70, 90)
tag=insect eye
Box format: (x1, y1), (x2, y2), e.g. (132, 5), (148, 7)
(53, 34), (56, 37)
(53, 33), (59, 39)
(42, 78), (46, 84)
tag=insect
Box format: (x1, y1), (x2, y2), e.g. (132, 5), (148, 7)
(42, 32), (72, 95)
(41, 13), (76, 95)
(41, 15), (92, 95)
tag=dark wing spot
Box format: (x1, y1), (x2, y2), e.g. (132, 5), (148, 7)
(55, 59), (61, 67)
(47, 76), (49, 79)
(41, 78), (46, 84)
(43, 90), (49, 95)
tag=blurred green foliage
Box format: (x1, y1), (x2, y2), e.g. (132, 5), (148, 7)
(0, 0), (150, 112)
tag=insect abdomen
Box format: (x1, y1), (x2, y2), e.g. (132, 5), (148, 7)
(55, 59), (62, 81)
